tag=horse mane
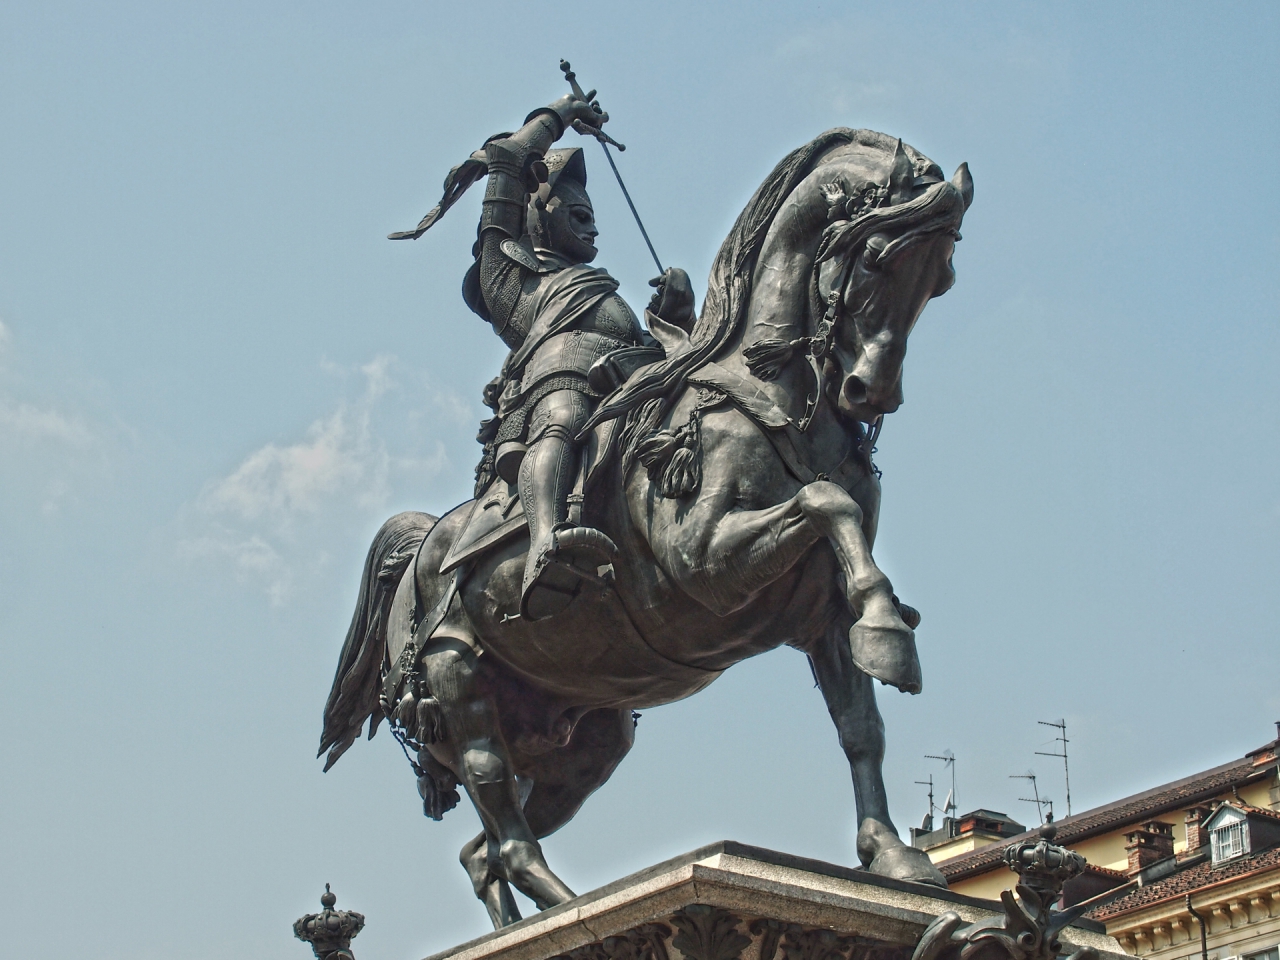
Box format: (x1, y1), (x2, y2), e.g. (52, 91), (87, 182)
(586, 128), (867, 445)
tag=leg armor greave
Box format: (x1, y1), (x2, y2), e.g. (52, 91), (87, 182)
(518, 390), (616, 621)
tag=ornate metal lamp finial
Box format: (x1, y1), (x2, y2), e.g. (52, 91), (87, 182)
(1003, 822), (1087, 904)
(294, 884), (365, 960)
(910, 825), (1096, 960)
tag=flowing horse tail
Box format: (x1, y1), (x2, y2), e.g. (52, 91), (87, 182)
(319, 510), (438, 771)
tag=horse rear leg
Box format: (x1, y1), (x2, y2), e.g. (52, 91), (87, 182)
(423, 640), (575, 917)
(460, 830), (522, 928)
(521, 707), (634, 836)
(461, 707), (634, 924)
(804, 621), (945, 887)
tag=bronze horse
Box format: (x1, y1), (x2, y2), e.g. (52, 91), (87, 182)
(320, 128), (972, 928)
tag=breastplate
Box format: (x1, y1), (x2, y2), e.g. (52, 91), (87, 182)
(577, 293), (641, 341)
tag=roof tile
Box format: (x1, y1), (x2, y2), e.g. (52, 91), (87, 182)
(1086, 845), (1280, 920)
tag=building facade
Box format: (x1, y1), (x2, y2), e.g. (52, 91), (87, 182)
(931, 726), (1280, 960)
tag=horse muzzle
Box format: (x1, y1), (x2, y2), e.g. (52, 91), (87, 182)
(837, 371), (903, 420)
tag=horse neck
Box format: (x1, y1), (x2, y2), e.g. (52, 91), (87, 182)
(732, 193), (826, 356)
(714, 179), (827, 417)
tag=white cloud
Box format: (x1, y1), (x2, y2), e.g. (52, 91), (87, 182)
(178, 531), (292, 606)
(185, 356), (467, 604)
(206, 406), (388, 521)
(202, 355), (398, 524)
(0, 400), (93, 445)
(0, 320), (112, 514)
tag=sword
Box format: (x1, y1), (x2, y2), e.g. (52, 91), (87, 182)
(559, 60), (664, 274)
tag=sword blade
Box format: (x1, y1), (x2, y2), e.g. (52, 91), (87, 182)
(599, 141), (663, 275)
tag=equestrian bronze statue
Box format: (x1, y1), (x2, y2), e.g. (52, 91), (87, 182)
(319, 70), (973, 929)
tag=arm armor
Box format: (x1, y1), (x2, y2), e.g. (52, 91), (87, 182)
(475, 112), (563, 332)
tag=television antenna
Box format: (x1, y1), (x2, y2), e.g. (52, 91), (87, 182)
(1036, 719), (1072, 816)
(1011, 771), (1054, 824)
(925, 751), (957, 816)
(914, 774), (937, 832)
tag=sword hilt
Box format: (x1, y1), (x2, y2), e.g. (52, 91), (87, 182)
(559, 59), (623, 149)
(572, 119), (626, 152)
(559, 59), (589, 102)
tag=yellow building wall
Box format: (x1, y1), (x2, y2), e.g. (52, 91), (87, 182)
(948, 868), (1023, 902)
(1239, 779), (1273, 809)
(924, 834), (1008, 863)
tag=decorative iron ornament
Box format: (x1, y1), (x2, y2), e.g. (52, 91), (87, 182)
(547, 908), (913, 960)
(1003, 825), (1088, 904)
(293, 884), (365, 960)
(911, 825), (1096, 960)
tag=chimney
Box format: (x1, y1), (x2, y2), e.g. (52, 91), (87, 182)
(1184, 806), (1212, 854)
(1125, 820), (1175, 875)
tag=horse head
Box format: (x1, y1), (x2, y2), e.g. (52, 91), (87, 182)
(815, 159), (972, 425)
(737, 135), (972, 433)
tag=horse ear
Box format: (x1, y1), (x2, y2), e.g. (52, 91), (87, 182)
(888, 139), (914, 204)
(951, 163), (973, 211)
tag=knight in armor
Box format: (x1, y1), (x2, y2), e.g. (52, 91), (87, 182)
(454, 94), (693, 621)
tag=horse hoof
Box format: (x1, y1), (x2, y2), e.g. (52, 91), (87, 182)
(849, 619), (922, 693)
(868, 843), (948, 888)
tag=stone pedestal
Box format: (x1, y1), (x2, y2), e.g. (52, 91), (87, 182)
(424, 842), (1125, 960)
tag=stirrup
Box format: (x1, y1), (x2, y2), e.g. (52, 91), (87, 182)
(520, 525), (617, 622)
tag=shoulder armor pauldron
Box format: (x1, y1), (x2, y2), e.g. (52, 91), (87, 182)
(500, 238), (558, 274)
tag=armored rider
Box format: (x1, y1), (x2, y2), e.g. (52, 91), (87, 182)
(463, 93), (693, 622)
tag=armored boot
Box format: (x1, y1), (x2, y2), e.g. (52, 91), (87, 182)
(517, 418), (616, 622)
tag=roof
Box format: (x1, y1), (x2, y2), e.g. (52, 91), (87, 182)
(1086, 844), (1280, 920)
(1236, 801), (1280, 824)
(938, 741), (1279, 882)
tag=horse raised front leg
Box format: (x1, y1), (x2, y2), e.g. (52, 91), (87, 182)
(423, 641), (575, 922)
(795, 481), (921, 693)
(805, 619), (946, 887)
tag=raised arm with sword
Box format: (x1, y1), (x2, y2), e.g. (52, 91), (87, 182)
(389, 63), (695, 622)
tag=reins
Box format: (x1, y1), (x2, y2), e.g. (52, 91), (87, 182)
(794, 252), (858, 433)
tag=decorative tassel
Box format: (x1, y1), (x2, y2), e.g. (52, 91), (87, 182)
(636, 430), (681, 471)
(634, 389), (726, 499)
(394, 686), (417, 729)
(638, 426), (699, 498)
(415, 696), (445, 744)
(743, 338), (799, 381)
(661, 416), (702, 498)
(417, 754), (461, 822)
(662, 445), (698, 498)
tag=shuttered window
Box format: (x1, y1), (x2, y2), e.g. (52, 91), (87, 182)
(1210, 819), (1249, 863)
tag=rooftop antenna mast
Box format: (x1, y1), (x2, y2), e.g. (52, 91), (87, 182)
(1036, 719), (1072, 816)
(914, 774), (937, 831)
(1011, 772), (1054, 825)
(926, 751), (957, 817)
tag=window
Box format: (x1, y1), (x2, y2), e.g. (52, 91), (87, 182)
(1210, 818), (1250, 863)
(1244, 947), (1278, 960)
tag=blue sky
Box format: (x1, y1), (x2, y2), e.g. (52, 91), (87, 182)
(1, 3), (1277, 959)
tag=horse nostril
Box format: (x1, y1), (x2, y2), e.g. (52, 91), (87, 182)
(842, 375), (867, 404)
